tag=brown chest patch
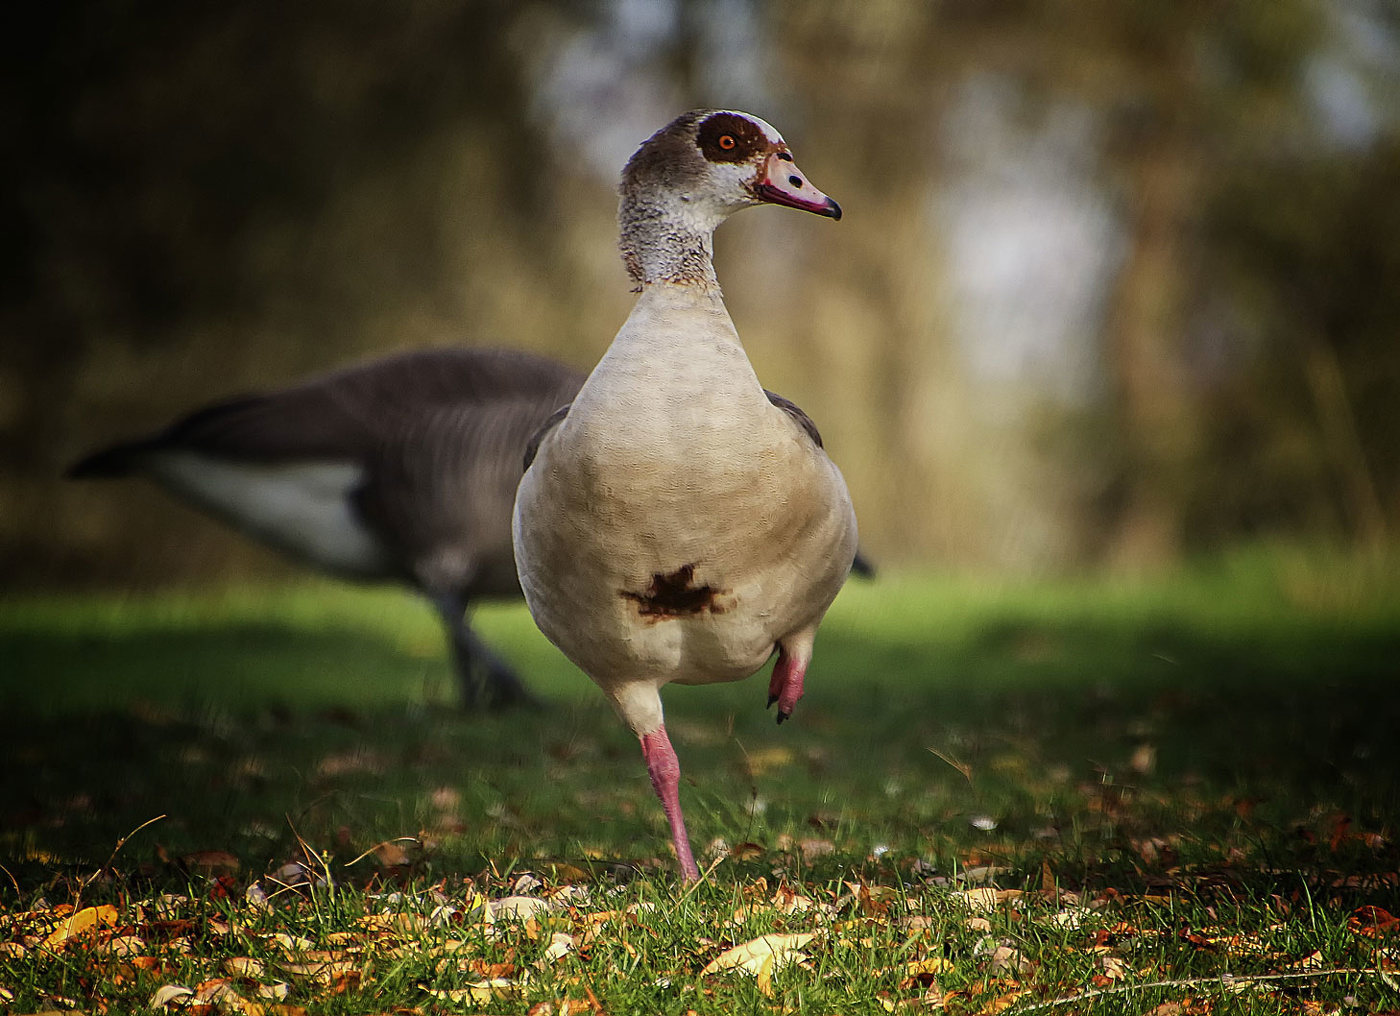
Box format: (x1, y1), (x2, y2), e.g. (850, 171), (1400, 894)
(622, 564), (728, 620)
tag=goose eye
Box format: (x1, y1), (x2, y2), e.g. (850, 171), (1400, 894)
(718, 135), (737, 151)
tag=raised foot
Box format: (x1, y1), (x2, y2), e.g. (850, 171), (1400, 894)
(766, 645), (807, 725)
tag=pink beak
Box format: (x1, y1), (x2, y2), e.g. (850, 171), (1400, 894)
(754, 152), (842, 220)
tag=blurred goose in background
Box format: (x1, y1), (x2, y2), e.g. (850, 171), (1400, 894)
(69, 347), (583, 709)
(513, 110), (857, 879)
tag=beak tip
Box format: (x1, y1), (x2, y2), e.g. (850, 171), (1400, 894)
(826, 199), (843, 221)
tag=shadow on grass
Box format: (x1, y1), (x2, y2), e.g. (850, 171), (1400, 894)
(2, 607), (1398, 898)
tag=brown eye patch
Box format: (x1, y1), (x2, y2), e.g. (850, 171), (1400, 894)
(696, 112), (766, 163)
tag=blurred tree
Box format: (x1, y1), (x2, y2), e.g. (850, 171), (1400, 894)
(3, 0), (1398, 588)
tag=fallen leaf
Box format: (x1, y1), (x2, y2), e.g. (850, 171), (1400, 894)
(276, 957), (357, 986)
(527, 1002), (596, 1016)
(425, 979), (515, 1004)
(959, 888), (1021, 912)
(265, 932), (317, 954)
(223, 958), (271, 980)
(700, 933), (817, 976)
(373, 842), (411, 867)
(732, 842), (765, 861)
(91, 934), (145, 957)
(539, 932), (575, 964)
(485, 897), (552, 923)
(183, 851), (241, 875)
(1129, 744), (1156, 775)
(151, 984), (194, 1008)
(907, 957), (953, 977)
(980, 989), (1026, 1013)
(980, 942), (1033, 977)
(1099, 955), (1130, 981)
(1351, 906), (1400, 937)
(744, 745), (794, 776)
(43, 906), (119, 950)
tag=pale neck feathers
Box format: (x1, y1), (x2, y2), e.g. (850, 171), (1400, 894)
(618, 188), (724, 289)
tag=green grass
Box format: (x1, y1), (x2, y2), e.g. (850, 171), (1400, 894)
(2, 546), (1399, 1013)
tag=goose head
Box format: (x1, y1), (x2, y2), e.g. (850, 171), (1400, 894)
(619, 109), (841, 286)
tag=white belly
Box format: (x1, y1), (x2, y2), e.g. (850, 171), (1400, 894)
(512, 287), (856, 692)
(148, 452), (396, 578)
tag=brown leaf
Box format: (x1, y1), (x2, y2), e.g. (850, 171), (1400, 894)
(731, 842), (765, 861)
(527, 1002), (597, 1016)
(373, 842), (411, 867)
(1351, 905), (1400, 937)
(183, 851), (241, 876)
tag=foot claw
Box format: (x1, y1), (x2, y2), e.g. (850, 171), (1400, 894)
(767, 693), (779, 709)
(776, 710), (790, 725)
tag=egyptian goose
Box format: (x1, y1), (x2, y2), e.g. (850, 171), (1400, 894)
(69, 347), (582, 708)
(513, 110), (858, 880)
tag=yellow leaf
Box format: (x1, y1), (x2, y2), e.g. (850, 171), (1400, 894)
(43, 905), (119, 950)
(906, 957), (953, 976)
(755, 952), (777, 997)
(744, 746), (794, 776)
(958, 888), (1022, 913)
(700, 932), (817, 976)
(426, 979), (516, 1003)
(1291, 950), (1325, 970)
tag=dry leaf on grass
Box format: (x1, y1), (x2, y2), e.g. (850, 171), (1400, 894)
(183, 851), (241, 875)
(973, 939), (1034, 978)
(906, 957), (953, 977)
(151, 984), (194, 1008)
(42, 905), (119, 950)
(526, 1000), (597, 1016)
(959, 888), (1022, 913)
(91, 934), (145, 956)
(275, 956), (358, 987)
(701, 932), (817, 978)
(223, 958), (271, 980)
(538, 932), (575, 965)
(425, 979), (516, 1004)
(485, 897), (552, 923)
(1098, 954), (1130, 981)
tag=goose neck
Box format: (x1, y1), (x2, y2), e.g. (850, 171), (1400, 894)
(618, 192), (723, 289)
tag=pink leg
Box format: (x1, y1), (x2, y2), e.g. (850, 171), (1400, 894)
(766, 645), (808, 724)
(640, 726), (701, 881)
